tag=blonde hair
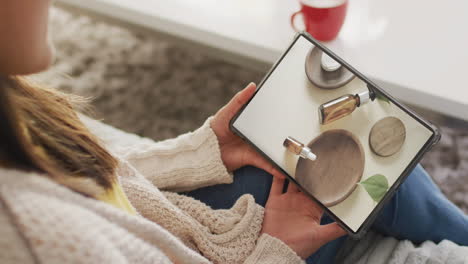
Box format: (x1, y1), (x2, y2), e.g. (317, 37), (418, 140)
(0, 75), (117, 197)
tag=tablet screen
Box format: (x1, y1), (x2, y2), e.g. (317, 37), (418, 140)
(232, 35), (435, 233)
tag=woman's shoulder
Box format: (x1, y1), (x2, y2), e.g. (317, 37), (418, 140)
(0, 168), (75, 263)
(0, 169), (104, 249)
(0, 168), (174, 263)
(0, 183), (36, 263)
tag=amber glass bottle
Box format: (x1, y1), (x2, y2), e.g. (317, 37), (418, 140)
(283, 136), (317, 161)
(318, 90), (374, 125)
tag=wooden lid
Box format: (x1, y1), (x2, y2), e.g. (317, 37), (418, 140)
(295, 129), (364, 207)
(305, 47), (355, 89)
(369, 116), (406, 157)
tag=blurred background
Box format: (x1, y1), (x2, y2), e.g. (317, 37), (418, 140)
(34, 5), (468, 212)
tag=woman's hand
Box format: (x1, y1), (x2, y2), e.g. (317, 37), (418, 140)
(212, 83), (345, 258)
(262, 176), (346, 259)
(211, 83), (283, 178)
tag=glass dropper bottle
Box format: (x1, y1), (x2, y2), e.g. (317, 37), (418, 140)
(283, 136), (317, 161)
(318, 89), (375, 125)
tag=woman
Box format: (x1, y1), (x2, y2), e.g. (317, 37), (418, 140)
(0, 0), (467, 263)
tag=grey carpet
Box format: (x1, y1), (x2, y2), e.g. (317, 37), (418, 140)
(35, 7), (468, 213)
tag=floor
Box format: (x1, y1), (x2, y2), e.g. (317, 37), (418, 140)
(34, 7), (468, 213)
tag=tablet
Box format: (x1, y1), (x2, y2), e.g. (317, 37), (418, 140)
(230, 32), (440, 238)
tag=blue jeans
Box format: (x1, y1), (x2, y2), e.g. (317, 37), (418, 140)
(183, 164), (468, 263)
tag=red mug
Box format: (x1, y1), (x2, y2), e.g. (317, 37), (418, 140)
(291, 0), (348, 41)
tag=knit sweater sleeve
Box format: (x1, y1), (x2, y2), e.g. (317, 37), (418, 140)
(245, 234), (305, 264)
(79, 114), (233, 192)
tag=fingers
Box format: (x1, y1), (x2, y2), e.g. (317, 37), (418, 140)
(269, 174), (285, 197)
(272, 170), (286, 180)
(238, 82), (257, 103)
(297, 192), (324, 217)
(212, 82), (256, 138)
(246, 151), (285, 179)
(287, 181), (300, 193)
(227, 82), (256, 116)
(316, 222), (347, 244)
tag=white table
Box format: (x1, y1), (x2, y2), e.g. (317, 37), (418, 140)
(57, 0), (468, 121)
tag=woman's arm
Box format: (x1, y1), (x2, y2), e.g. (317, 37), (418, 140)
(80, 114), (233, 192)
(80, 83), (282, 192)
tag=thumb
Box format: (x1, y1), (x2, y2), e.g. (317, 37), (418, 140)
(226, 82), (256, 116)
(316, 222), (347, 245)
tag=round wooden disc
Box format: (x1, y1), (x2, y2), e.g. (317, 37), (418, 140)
(304, 47), (355, 89)
(295, 129), (365, 207)
(369, 117), (406, 157)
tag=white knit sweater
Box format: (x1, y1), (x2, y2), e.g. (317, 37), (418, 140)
(0, 115), (304, 264)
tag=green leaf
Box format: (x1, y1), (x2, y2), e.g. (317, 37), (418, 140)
(376, 92), (391, 104)
(359, 174), (389, 202)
